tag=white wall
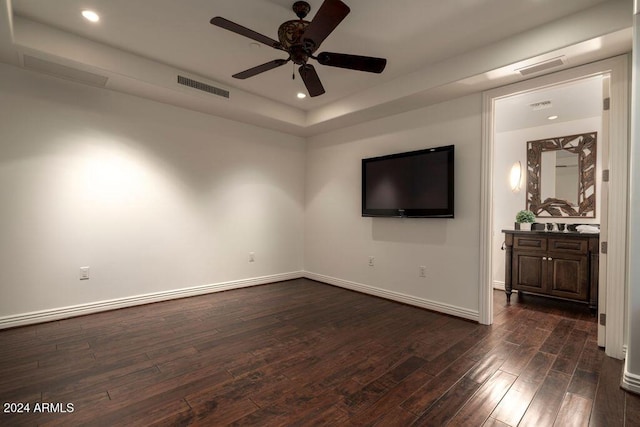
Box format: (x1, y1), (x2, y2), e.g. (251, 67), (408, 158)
(0, 63), (305, 319)
(304, 95), (483, 319)
(492, 117), (602, 288)
(623, 1), (640, 394)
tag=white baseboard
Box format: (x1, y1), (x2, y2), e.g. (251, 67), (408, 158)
(623, 358), (640, 395)
(0, 271), (304, 330)
(1, 271), (480, 329)
(304, 271), (479, 322)
(493, 280), (505, 290)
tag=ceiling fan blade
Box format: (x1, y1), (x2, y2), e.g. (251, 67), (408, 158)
(232, 59), (289, 79)
(299, 64), (325, 97)
(317, 52), (387, 73)
(210, 17), (283, 50)
(302, 0), (350, 51)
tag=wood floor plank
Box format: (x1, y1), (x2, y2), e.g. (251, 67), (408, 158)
(186, 395), (259, 425)
(627, 391), (640, 426)
(404, 317), (479, 361)
(482, 417), (510, 427)
(421, 326), (491, 376)
(282, 403), (350, 426)
(519, 369), (571, 427)
(229, 387), (344, 426)
(55, 363), (159, 400)
(371, 405), (418, 426)
(0, 352), (153, 401)
(0, 280), (634, 426)
(505, 317), (542, 345)
(490, 351), (556, 426)
(526, 310), (563, 332)
(463, 328), (513, 362)
(412, 376), (481, 426)
(185, 369), (290, 411)
(348, 368), (433, 425)
(338, 355), (427, 415)
(554, 392), (592, 427)
(54, 397), (193, 427)
(551, 328), (589, 375)
(447, 369), (517, 426)
(589, 356), (625, 427)
(465, 342), (518, 384)
(567, 368), (599, 401)
(107, 363), (233, 403)
(401, 356), (478, 416)
(499, 326), (550, 376)
(540, 318), (576, 355)
(566, 340), (604, 402)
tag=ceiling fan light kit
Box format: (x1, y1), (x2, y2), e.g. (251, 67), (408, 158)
(210, 0), (387, 97)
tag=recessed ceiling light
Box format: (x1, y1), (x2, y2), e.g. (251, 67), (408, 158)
(548, 115), (559, 120)
(81, 10), (100, 23)
(297, 92), (306, 99)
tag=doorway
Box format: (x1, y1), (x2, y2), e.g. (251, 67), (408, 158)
(479, 55), (629, 359)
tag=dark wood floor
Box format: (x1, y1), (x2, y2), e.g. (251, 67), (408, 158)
(1, 279), (639, 426)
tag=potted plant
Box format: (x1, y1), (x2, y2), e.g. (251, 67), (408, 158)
(515, 210), (535, 231)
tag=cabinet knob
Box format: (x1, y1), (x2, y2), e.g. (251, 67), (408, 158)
(548, 257), (553, 261)
(543, 256), (547, 260)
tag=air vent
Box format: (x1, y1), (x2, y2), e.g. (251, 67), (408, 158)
(177, 75), (229, 98)
(516, 56), (566, 76)
(530, 100), (552, 111)
(23, 55), (108, 87)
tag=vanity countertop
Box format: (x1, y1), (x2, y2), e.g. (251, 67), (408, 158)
(502, 229), (599, 236)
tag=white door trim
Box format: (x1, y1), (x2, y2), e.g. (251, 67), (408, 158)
(480, 55), (629, 359)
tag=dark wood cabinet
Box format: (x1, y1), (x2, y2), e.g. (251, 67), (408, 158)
(503, 230), (599, 310)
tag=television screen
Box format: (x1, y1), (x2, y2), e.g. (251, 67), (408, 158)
(362, 145), (454, 218)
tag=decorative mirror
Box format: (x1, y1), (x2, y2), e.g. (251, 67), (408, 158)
(526, 132), (597, 217)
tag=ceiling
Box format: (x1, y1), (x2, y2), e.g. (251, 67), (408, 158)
(495, 76), (603, 133)
(0, 0), (633, 135)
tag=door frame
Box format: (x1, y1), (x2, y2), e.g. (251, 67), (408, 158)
(479, 55), (629, 359)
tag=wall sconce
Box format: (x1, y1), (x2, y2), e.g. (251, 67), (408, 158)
(509, 161), (522, 192)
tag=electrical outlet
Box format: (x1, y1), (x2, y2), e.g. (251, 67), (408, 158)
(368, 256), (375, 267)
(249, 252), (255, 263)
(80, 266), (90, 280)
(419, 266), (426, 278)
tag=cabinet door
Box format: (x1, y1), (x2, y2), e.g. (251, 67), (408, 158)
(547, 252), (589, 301)
(512, 251), (548, 294)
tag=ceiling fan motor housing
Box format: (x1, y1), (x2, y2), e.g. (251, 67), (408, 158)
(278, 19), (313, 65)
(278, 20), (309, 49)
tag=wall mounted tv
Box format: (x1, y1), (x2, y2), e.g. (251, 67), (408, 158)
(362, 145), (454, 218)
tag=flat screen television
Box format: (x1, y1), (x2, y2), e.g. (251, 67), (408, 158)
(362, 145), (454, 218)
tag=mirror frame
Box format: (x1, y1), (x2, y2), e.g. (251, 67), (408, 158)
(526, 131), (597, 217)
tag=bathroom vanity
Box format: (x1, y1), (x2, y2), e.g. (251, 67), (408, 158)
(502, 229), (599, 310)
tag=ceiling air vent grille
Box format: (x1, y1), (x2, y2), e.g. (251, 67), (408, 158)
(516, 56), (566, 76)
(177, 75), (229, 98)
(23, 55), (108, 87)
(530, 100), (552, 111)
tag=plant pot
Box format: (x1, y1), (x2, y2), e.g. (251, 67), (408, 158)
(520, 223), (532, 231)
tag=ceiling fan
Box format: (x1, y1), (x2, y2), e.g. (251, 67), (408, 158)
(210, 0), (387, 97)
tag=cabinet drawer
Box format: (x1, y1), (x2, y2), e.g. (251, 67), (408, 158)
(548, 238), (588, 254)
(514, 236), (547, 252)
